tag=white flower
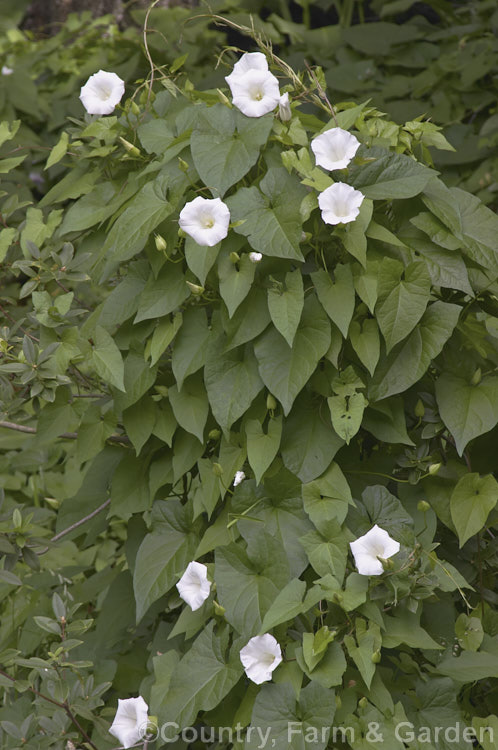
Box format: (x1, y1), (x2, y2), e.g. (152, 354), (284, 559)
(1, 66), (13, 76)
(278, 92), (292, 121)
(176, 561), (211, 610)
(311, 128), (360, 171)
(318, 182), (364, 225)
(249, 252), (262, 263)
(233, 470), (246, 486)
(350, 524), (400, 576)
(109, 696), (149, 749)
(225, 51), (269, 88)
(179, 196), (230, 247)
(240, 634), (282, 684)
(79, 70), (125, 115)
(227, 69), (280, 118)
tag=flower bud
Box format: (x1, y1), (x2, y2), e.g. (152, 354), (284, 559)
(335, 695), (342, 709)
(417, 500), (431, 512)
(380, 557), (394, 571)
(332, 592), (343, 604)
(186, 281), (204, 295)
(131, 101), (140, 115)
(428, 463), (441, 476)
(154, 234), (167, 252)
(371, 650), (381, 663)
(177, 157), (190, 172)
(278, 92), (292, 122)
(249, 251), (262, 263)
(266, 393), (277, 411)
(216, 88), (231, 107)
(213, 600), (226, 617)
(208, 429), (221, 440)
(230, 251), (240, 264)
(471, 368), (482, 386)
(118, 137), (141, 157)
(358, 697), (368, 709)
(414, 399), (425, 417)
(212, 463), (224, 477)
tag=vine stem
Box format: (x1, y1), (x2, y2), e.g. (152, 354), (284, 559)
(0, 669), (98, 750)
(0, 419), (129, 445)
(37, 498), (112, 555)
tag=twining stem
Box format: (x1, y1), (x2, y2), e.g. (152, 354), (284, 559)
(0, 419), (129, 445)
(37, 498), (112, 555)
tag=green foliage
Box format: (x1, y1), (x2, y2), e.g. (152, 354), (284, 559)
(1, 2), (498, 750)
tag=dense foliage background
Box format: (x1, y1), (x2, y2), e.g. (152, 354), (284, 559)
(1, 1), (498, 749)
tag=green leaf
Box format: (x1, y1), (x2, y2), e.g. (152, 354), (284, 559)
(204, 339), (264, 434)
(435, 373), (498, 456)
(344, 619), (381, 689)
(375, 259), (431, 353)
(312, 265), (355, 338)
(171, 307), (210, 389)
(123, 396), (156, 455)
(215, 534), (290, 634)
(348, 146), (435, 199)
(246, 682), (335, 750)
(450, 473), (498, 547)
(134, 262), (189, 323)
(91, 326), (125, 391)
(340, 198), (373, 266)
(254, 295), (331, 415)
(369, 301), (460, 401)
(260, 578), (307, 632)
(382, 608), (443, 650)
(227, 167), (307, 261)
(223, 286), (271, 350)
(302, 462), (353, 529)
(168, 372), (209, 443)
(455, 614), (483, 652)
(218, 244), (256, 317)
(328, 392), (367, 445)
(267, 269), (304, 347)
(148, 312), (183, 367)
(296, 641), (347, 689)
(45, 131), (69, 170)
(133, 500), (199, 621)
(0, 119), (20, 148)
(185, 236), (220, 286)
(349, 318), (380, 376)
(362, 397), (414, 445)
(437, 651), (498, 682)
(190, 104), (273, 197)
(245, 416), (282, 484)
(154, 621), (243, 728)
(300, 519), (348, 583)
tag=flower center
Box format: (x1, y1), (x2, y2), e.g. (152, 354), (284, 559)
(334, 201), (349, 218)
(98, 87), (112, 101)
(249, 86), (264, 101)
(261, 651), (276, 668)
(200, 214), (215, 229)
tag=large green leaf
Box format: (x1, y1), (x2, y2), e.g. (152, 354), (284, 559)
(168, 372), (209, 443)
(375, 259), (431, 352)
(133, 500), (199, 621)
(171, 307), (211, 389)
(300, 519), (349, 583)
(153, 622), (243, 728)
(348, 146), (435, 199)
(349, 318), (380, 376)
(267, 269), (304, 347)
(204, 339), (264, 434)
(450, 473), (498, 547)
(191, 105), (273, 197)
(312, 264), (355, 339)
(435, 372), (498, 455)
(91, 326), (125, 392)
(302, 462), (353, 529)
(254, 295), (331, 415)
(227, 167), (307, 261)
(369, 301), (460, 401)
(245, 416), (282, 484)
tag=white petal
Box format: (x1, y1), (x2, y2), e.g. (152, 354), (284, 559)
(228, 69), (280, 118)
(240, 634), (282, 685)
(249, 252), (262, 263)
(278, 92), (292, 122)
(350, 524), (400, 576)
(318, 182), (364, 225)
(1, 66), (13, 76)
(176, 561), (211, 610)
(79, 70), (125, 115)
(311, 128), (360, 171)
(233, 470), (246, 486)
(179, 196), (230, 247)
(225, 52), (269, 88)
(109, 697), (149, 749)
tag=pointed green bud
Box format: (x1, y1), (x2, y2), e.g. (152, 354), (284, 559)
(371, 650), (381, 664)
(230, 251), (240, 264)
(208, 429), (221, 441)
(178, 157), (189, 172)
(213, 600), (226, 617)
(216, 88), (231, 106)
(471, 368), (482, 386)
(186, 281), (204, 295)
(118, 137), (141, 157)
(154, 234), (167, 252)
(414, 399), (425, 417)
(266, 393), (277, 411)
(417, 500), (431, 512)
(212, 463), (224, 477)
(358, 697), (368, 709)
(428, 463), (441, 476)
(131, 101), (140, 115)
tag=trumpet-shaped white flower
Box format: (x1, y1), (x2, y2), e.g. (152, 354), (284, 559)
(1, 66), (13, 76)
(249, 252), (262, 263)
(278, 92), (292, 122)
(109, 696), (149, 749)
(311, 128), (360, 171)
(233, 470), (246, 486)
(318, 182), (364, 225)
(179, 196), (230, 247)
(350, 524), (400, 576)
(176, 561), (211, 610)
(225, 52), (269, 88)
(227, 68), (280, 118)
(240, 634), (282, 684)
(79, 70), (125, 115)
